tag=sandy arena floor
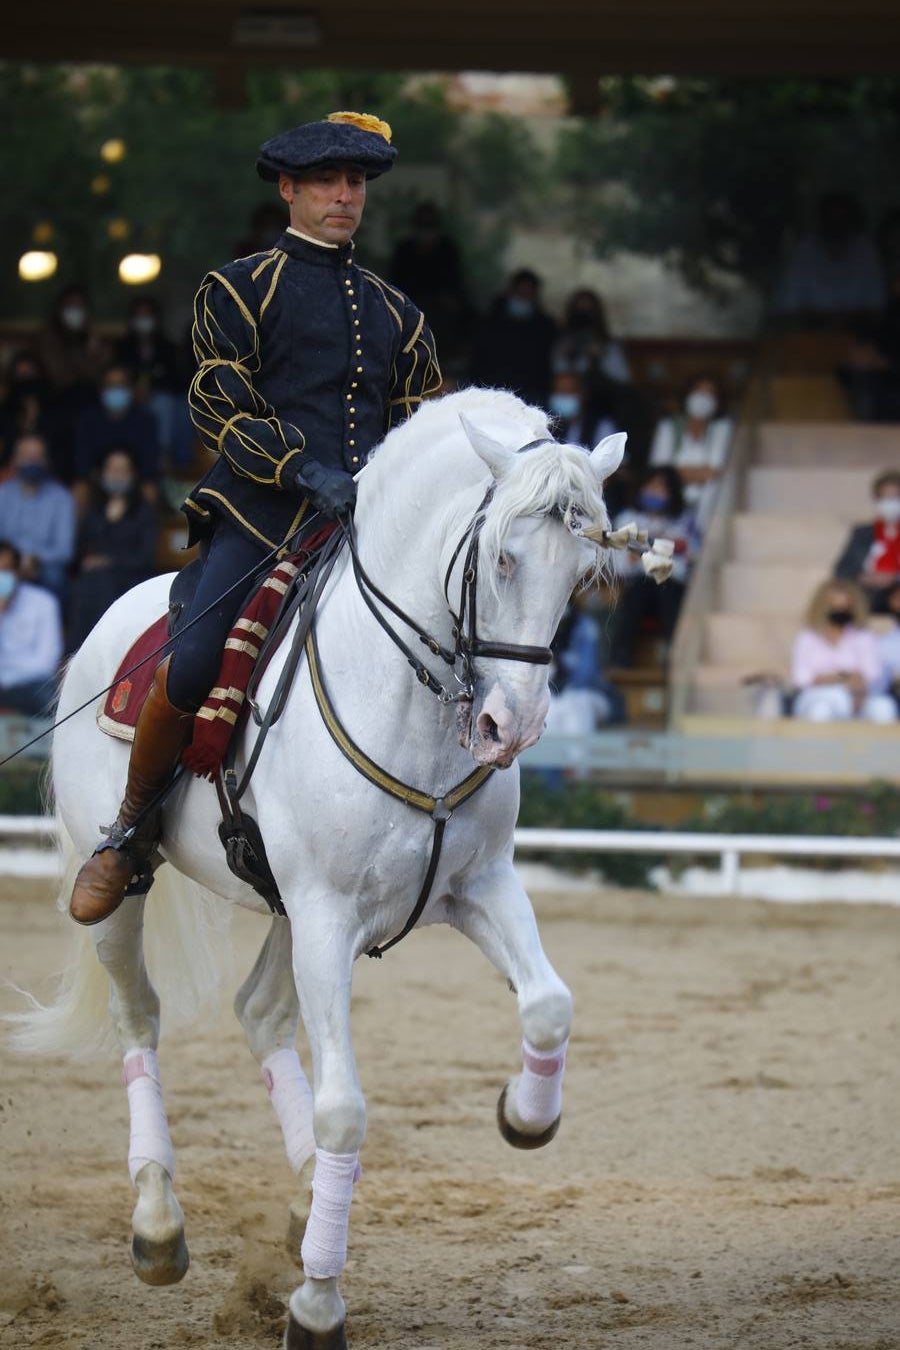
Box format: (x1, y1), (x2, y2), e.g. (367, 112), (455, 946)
(1, 875), (899, 1350)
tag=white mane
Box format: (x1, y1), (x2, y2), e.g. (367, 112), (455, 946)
(370, 386), (612, 591)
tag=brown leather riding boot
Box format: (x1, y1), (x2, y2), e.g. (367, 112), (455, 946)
(69, 657), (195, 926)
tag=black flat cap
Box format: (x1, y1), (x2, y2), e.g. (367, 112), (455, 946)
(256, 111), (397, 182)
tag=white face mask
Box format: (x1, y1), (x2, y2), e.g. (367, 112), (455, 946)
(876, 496), (900, 523)
(685, 389), (717, 421)
(60, 305), (87, 331)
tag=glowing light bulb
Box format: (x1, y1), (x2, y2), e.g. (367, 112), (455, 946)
(91, 174), (111, 195)
(32, 221), (54, 244)
(118, 253), (162, 285)
(18, 251), (58, 282)
(108, 218), (130, 241)
(100, 138), (126, 163)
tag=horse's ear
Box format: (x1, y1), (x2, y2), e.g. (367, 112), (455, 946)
(459, 414), (515, 479)
(589, 431), (628, 482)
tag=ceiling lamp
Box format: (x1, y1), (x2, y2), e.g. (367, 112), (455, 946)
(19, 250), (58, 282)
(118, 252), (162, 285)
(100, 138), (126, 163)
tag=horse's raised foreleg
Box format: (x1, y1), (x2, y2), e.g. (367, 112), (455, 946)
(92, 897), (189, 1285)
(284, 917), (364, 1350)
(455, 859), (572, 1148)
(234, 915), (317, 1249)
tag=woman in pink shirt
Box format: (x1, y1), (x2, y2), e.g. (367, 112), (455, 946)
(791, 579), (896, 722)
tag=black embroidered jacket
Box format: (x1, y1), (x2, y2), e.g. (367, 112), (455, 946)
(184, 230), (441, 551)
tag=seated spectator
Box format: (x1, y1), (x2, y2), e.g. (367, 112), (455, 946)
(547, 601), (625, 732)
(0, 540), (62, 717)
(876, 581), (900, 707)
(0, 350), (61, 473)
(0, 432), (75, 599)
(73, 363), (160, 503)
(840, 270), (900, 421)
(549, 370), (619, 447)
(552, 288), (631, 385)
(469, 268), (558, 408)
(37, 284), (110, 472)
(791, 579), (895, 723)
(389, 202), (471, 363)
(775, 192), (886, 323)
(834, 468), (900, 613)
(648, 373), (732, 531)
(609, 466), (699, 669)
(116, 297), (193, 470)
(67, 447), (159, 651)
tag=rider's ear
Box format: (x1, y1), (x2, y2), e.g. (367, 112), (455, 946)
(588, 431), (628, 481)
(460, 414), (515, 480)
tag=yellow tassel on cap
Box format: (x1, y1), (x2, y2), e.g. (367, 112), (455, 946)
(327, 110), (392, 144)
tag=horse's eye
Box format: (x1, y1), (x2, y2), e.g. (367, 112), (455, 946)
(497, 551), (515, 576)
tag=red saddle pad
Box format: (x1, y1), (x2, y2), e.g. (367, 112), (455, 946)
(97, 615), (170, 742)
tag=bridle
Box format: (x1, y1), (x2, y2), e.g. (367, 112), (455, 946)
(345, 438), (558, 708)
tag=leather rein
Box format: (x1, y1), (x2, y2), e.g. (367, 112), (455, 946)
(306, 439), (559, 958)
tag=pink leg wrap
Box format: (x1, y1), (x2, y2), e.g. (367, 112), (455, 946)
(123, 1049), (175, 1184)
(514, 1038), (567, 1127)
(262, 1047), (317, 1173)
(300, 1148), (360, 1279)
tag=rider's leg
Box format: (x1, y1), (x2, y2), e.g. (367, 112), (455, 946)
(69, 523), (272, 926)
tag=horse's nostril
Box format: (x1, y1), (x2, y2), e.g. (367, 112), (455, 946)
(477, 713), (501, 743)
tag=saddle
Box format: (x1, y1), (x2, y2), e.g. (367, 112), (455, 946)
(98, 526), (344, 914)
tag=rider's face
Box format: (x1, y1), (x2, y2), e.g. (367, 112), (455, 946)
(279, 164), (366, 245)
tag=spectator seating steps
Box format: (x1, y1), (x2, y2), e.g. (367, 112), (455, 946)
(704, 612), (798, 672)
(760, 330), (852, 375)
(731, 512), (841, 567)
(719, 561), (825, 617)
(767, 374), (851, 422)
(746, 467), (875, 519)
(755, 422), (900, 468)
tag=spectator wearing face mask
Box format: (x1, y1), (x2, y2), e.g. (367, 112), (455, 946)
(834, 469), (900, 613)
(0, 539), (62, 718)
(0, 432), (75, 599)
(0, 350), (62, 473)
(73, 363), (161, 504)
(116, 297), (194, 470)
(791, 579), (895, 722)
(552, 288), (631, 386)
(648, 374), (732, 532)
(37, 286), (111, 472)
(469, 268), (558, 408)
(67, 446), (159, 651)
(608, 466), (700, 669)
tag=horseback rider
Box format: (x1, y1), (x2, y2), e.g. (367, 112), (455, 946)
(69, 110), (442, 926)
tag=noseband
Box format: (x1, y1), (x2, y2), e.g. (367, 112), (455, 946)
(345, 452), (556, 706)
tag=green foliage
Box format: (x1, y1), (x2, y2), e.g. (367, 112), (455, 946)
(682, 783), (900, 839)
(0, 765), (46, 815)
(518, 774), (656, 889)
(0, 62), (541, 323)
(556, 76), (900, 295)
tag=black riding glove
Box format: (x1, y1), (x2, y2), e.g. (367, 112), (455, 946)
(293, 460), (357, 518)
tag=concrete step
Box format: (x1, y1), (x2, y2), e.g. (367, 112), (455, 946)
(754, 421), (900, 468)
(767, 374), (851, 422)
(703, 611), (796, 672)
(745, 467), (874, 519)
(719, 561), (824, 616)
(688, 668), (758, 717)
(731, 512), (842, 566)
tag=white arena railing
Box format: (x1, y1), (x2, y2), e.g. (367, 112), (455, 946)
(2, 816), (899, 896)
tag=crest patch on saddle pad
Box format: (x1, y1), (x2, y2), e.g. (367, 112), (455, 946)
(111, 679), (132, 715)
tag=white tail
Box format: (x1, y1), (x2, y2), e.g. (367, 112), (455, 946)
(5, 819), (234, 1060)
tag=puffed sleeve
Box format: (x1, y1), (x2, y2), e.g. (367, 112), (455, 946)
(385, 293), (442, 430)
(188, 270), (306, 489)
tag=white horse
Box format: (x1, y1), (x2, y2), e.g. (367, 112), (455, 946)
(11, 388), (627, 1349)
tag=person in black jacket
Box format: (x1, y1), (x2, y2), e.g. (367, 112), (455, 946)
(67, 445), (158, 651)
(69, 110), (441, 927)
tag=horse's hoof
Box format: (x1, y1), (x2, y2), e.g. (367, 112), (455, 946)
(131, 1230), (190, 1286)
(496, 1083), (561, 1151)
(285, 1312), (348, 1350)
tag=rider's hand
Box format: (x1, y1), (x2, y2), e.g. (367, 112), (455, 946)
(293, 460), (357, 518)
